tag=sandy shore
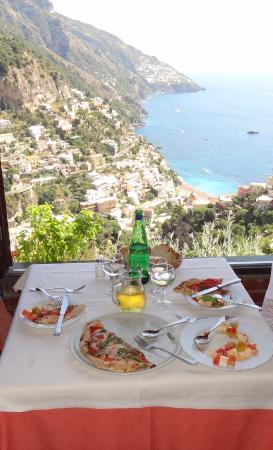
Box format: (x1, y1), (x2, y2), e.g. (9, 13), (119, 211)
(179, 180), (217, 203)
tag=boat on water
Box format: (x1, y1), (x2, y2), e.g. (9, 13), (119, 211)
(247, 130), (259, 135)
(201, 167), (211, 173)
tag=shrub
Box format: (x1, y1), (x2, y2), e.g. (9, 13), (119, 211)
(16, 204), (102, 262)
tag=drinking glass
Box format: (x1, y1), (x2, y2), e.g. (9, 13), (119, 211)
(150, 263), (175, 307)
(102, 254), (124, 296)
(148, 256), (167, 297)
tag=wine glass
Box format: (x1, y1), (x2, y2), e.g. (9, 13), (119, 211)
(148, 256), (167, 297)
(102, 254), (124, 296)
(150, 263), (175, 308)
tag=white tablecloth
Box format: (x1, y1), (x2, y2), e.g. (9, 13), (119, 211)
(1, 258), (272, 412)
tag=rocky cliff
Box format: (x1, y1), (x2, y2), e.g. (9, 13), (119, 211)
(0, 33), (71, 109)
(4, 60), (71, 108)
(0, 0), (202, 116)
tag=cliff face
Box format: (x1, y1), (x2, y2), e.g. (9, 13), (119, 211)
(4, 60), (71, 108)
(0, 0), (202, 110)
(0, 33), (72, 109)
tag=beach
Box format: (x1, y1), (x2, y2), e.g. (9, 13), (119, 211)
(179, 179), (217, 203)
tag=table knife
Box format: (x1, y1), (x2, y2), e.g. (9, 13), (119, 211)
(53, 294), (69, 336)
(191, 278), (241, 298)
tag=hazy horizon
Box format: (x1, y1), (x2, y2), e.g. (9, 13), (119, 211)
(52, 0), (273, 76)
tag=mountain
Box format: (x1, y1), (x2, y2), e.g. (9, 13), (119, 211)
(0, 33), (72, 110)
(0, 0), (202, 120)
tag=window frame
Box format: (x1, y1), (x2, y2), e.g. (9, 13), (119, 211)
(0, 160), (12, 277)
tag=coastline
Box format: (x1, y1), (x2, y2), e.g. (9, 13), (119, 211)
(178, 179), (217, 203)
(136, 88), (219, 203)
(136, 107), (217, 204)
(137, 79), (273, 200)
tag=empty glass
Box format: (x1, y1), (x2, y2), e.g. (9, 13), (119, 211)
(102, 254), (124, 296)
(150, 263), (175, 308)
(148, 256), (168, 297)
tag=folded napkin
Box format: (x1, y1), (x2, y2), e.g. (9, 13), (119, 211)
(13, 268), (30, 292)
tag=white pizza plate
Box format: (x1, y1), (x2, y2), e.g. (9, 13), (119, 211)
(180, 317), (273, 370)
(70, 312), (181, 374)
(18, 302), (85, 329)
(176, 283), (246, 311)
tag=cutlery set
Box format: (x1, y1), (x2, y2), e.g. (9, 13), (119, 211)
(208, 294), (262, 311)
(190, 277), (262, 310)
(191, 278), (241, 298)
(134, 335), (198, 366)
(31, 285), (85, 336)
(30, 278), (261, 366)
(135, 277), (262, 366)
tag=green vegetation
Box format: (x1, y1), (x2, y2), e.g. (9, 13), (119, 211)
(160, 202), (273, 256)
(16, 205), (102, 262)
(152, 215), (264, 258)
(68, 109), (121, 153)
(0, 35), (30, 76)
(183, 214), (264, 257)
(0, 25), (270, 261)
(15, 204), (121, 262)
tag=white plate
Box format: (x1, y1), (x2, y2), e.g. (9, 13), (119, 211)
(183, 294), (238, 310)
(180, 317), (273, 370)
(179, 284), (245, 311)
(70, 312), (180, 374)
(18, 302), (85, 329)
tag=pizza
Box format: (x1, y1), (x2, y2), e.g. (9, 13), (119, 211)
(207, 320), (258, 367)
(173, 278), (229, 307)
(21, 303), (85, 324)
(79, 319), (155, 373)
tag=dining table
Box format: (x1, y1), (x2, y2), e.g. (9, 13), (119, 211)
(1, 257), (273, 450)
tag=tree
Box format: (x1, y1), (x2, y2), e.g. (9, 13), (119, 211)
(70, 199), (80, 213)
(183, 215), (264, 257)
(16, 204), (102, 262)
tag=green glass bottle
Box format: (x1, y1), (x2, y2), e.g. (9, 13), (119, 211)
(129, 209), (149, 284)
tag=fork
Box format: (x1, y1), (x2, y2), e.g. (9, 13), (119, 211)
(210, 294), (262, 311)
(35, 287), (63, 306)
(134, 335), (198, 366)
(30, 285), (85, 294)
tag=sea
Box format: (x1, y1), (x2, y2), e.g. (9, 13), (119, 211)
(136, 73), (273, 196)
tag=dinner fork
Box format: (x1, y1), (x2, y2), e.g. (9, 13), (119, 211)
(210, 294), (263, 311)
(30, 285), (85, 294)
(134, 335), (198, 366)
(35, 287), (63, 306)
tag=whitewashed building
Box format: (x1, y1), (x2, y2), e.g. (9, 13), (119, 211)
(256, 195), (273, 209)
(28, 125), (45, 141)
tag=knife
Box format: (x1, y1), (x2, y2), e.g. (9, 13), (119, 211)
(191, 278), (241, 298)
(53, 294), (69, 336)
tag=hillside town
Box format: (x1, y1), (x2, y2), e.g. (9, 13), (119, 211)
(0, 89), (215, 251)
(219, 179), (273, 209)
(1, 88), (273, 254)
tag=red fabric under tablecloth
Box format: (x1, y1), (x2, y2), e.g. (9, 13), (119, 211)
(0, 298), (12, 352)
(0, 407), (272, 450)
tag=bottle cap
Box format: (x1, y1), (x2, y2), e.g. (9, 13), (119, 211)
(135, 209), (143, 220)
